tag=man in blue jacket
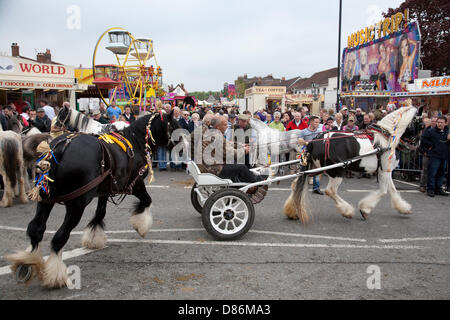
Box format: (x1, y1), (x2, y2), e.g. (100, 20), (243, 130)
(420, 117), (449, 197)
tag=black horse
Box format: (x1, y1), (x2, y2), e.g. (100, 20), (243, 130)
(7, 112), (179, 288)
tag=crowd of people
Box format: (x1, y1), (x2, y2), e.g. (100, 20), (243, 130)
(1, 97), (449, 197)
(149, 101), (449, 197)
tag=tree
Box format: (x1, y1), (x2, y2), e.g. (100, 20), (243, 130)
(384, 0), (450, 76)
(234, 79), (247, 98)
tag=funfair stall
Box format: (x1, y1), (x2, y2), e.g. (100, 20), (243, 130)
(340, 9), (421, 112)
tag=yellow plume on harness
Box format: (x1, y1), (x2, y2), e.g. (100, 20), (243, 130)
(98, 134), (133, 153)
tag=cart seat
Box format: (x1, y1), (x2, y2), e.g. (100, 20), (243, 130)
(187, 161), (233, 186)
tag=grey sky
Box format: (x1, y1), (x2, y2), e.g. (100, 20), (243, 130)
(0, 0), (404, 91)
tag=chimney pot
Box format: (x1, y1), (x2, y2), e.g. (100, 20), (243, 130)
(11, 43), (19, 57)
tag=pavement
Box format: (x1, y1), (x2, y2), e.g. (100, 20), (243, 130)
(0, 170), (449, 300)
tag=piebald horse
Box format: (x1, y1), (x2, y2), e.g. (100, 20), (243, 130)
(55, 105), (129, 134)
(6, 112), (179, 288)
(284, 105), (418, 223)
(0, 114), (29, 207)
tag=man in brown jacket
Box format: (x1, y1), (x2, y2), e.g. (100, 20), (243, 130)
(191, 115), (261, 183)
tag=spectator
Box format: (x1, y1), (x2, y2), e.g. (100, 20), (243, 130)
(328, 108), (335, 116)
(256, 108), (266, 122)
(264, 113), (272, 125)
(21, 105), (31, 121)
(31, 108), (51, 132)
(373, 105), (384, 122)
(358, 114), (372, 130)
(122, 106), (135, 124)
(320, 111), (329, 124)
(179, 110), (193, 133)
(118, 115), (129, 124)
(298, 116), (323, 195)
(368, 112), (376, 123)
(322, 117), (337, 132)
(0, 106), (7, 131)
(106, 101), (122, 120)
(287, 112), (308, 131)
(191, 112), (202, 130)
(39, 99), (56, 120)
(99, 101), (108, 118)
(334, 113), (344, 130)
(420, 116), (449, 197)
(173, 107), (181, 121)
(340, 106), (349, 124)
(225, 113), (236, 141)
(269, 112), (285, 132)
(418, 117), (432, 192)
(92, 110), (109, 124)
(282, 112), (291, 129)
(343, 116), (359, 132)
(430, 116), (437, 128)
(355, 108), (364, 124)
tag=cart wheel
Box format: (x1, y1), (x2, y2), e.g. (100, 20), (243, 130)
(202, 189), (255, 241)
(190, 183), (221, 214)
(15, 264), (33, 283)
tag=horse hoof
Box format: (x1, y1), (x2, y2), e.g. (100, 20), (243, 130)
(360, 210), (368, 221)
(15, 264), (33, 283)
(343, 214), (353, 220)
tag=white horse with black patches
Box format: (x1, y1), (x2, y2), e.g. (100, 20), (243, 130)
(55, 105), (129, 134)
(284, 105), (418, 223)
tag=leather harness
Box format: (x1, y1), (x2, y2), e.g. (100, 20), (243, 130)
(40, 116), (156, 205)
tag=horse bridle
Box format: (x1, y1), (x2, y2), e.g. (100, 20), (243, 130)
(55, 107), (72, 129)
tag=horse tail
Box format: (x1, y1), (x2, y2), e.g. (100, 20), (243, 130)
(283, 162), (312, 224)
(293, 174), (311, 224)
(2, 138), (19, 189)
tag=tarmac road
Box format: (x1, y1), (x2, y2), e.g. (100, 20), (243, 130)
(0, 170), (449, 300)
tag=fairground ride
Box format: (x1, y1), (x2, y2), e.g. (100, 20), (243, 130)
(92, 27), (164, 110)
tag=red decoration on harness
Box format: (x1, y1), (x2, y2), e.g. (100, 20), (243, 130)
(355, 133), (374, 141)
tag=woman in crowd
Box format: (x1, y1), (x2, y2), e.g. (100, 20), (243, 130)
(333, 113), (344, 130)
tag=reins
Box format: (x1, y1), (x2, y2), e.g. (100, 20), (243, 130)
(36, 113), (163, 205)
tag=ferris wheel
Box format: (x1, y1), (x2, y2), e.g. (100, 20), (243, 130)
(92, 27), (164, 109)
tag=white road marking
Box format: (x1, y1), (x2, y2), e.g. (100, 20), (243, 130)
(0, 226), (366, 242)
(107, 238), (425, 250)
(146, 185), (170, 189)
(0, 247), (101, 276)
(379, 237), (450, 243)
(347, 189), (420, 193)
(393, 179), (420, 188)
(250, 230), (367, 242)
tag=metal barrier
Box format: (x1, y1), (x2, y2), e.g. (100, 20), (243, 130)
(394, 149), (423, 182)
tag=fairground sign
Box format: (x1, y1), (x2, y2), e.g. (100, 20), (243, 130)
(347, 9), (410, 49)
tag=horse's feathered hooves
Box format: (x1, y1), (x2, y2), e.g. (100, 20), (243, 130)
(130, 206), (153, 238)
(40, 252), (69, 289)
(81, 225), (107, 249)
(5, 249), (45, 284)
(360, 210), (369, 221)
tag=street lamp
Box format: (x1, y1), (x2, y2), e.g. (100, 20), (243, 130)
(336, 0), (342, 111)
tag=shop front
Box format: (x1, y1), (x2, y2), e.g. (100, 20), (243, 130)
(285, 93), (324, 114)
(244, 86), (286, 113)
(398, 76), (450, 114)
(0, 55), (78, 109)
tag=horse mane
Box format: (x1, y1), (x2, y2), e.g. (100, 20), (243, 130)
(376, 105), (417, 136)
